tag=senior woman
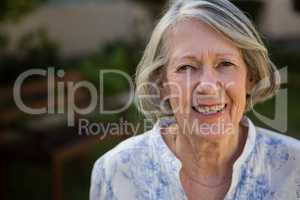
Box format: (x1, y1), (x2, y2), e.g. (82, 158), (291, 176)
(90, 0), (300, 199)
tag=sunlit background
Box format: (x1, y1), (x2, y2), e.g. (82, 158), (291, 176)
(0, 0), (299, 200)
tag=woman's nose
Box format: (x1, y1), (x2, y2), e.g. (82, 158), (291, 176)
(195, 69), (220, 95)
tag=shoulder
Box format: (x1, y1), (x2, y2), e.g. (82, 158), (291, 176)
(91, 128), (155, 181)
(255, 126), (300, 153)
(254, 126), (300, 170)
(90, 129), (156, 199)
(253, 127), (300, 199)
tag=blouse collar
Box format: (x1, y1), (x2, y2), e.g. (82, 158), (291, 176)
(151, 116), (257, 178)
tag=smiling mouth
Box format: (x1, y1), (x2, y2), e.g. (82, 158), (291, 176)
(192, 104), (227, 115)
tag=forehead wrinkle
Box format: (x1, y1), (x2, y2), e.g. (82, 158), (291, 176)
(165, 19), (243, 66)
(171, 50), (241, 66)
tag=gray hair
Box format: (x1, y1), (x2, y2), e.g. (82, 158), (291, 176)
(135, 0), (280, 122)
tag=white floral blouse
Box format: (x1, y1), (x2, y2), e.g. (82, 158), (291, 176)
(90, 117), (300, 200)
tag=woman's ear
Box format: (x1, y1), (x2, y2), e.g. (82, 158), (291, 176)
(246, 74), (255, 95)
(160, 79), (169, 100)
(156, 68), (168, 100)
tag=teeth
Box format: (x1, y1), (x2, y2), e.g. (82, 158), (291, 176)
(195, 104), (225, 114)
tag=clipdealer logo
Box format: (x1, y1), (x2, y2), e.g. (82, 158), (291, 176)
(13, 66), (288, 137)
(13, 68), (134, 127)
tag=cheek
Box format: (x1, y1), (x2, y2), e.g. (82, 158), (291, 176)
(166, 73), (194, 111)
(224, 74), (248, 111)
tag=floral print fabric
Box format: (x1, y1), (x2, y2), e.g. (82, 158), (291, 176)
(90, 117), (300, 200)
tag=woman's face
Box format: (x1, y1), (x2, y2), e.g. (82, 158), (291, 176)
(163, 19), (253, 137)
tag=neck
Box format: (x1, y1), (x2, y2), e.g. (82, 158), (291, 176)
(162, 123), (247, 182)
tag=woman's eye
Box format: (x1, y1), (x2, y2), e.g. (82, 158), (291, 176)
(177, 65), (195, 72)
(218, 61), (234, 68)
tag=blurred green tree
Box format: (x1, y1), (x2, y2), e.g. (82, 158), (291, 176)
(0, 0), (60, 85)
(0, 0), (47, 22)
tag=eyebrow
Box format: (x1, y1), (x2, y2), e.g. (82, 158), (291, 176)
(172, 52), (240, 64)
